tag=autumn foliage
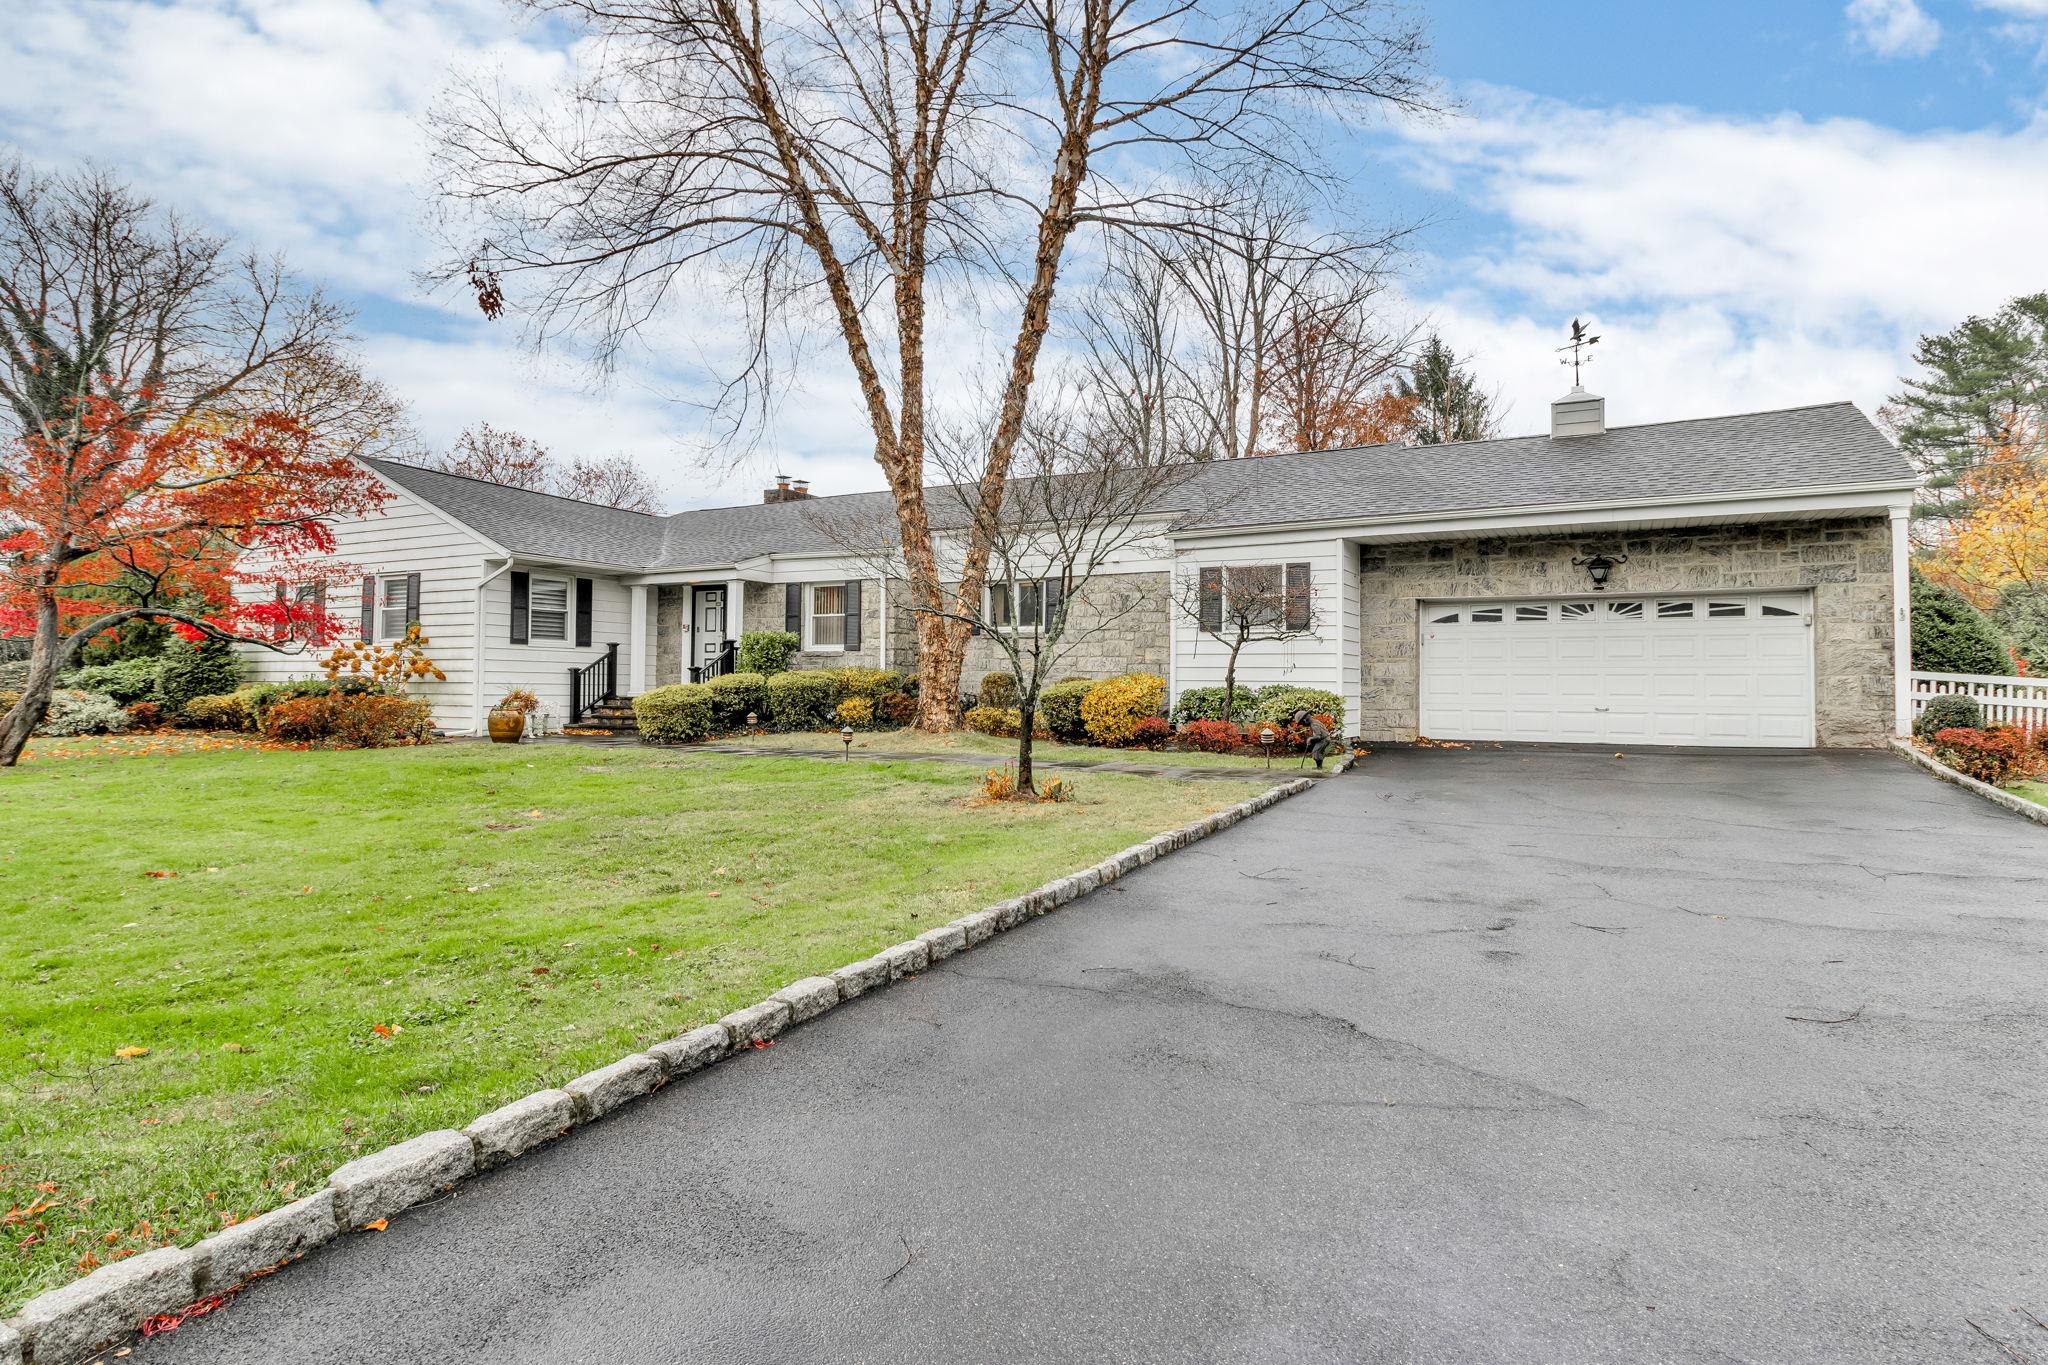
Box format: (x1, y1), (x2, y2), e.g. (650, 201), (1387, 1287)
(1918, 435), (2048, 608)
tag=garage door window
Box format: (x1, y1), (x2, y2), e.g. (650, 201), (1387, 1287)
(1657, 600), (1694, 618)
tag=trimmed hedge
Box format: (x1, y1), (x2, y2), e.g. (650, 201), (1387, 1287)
(1930, 726), (2042, 786)
(765, 671), (838, 730)
(964, 705), (1019, 737)
(1914, 692), (1982, 739)
(1038, 678), (1095, 741)
(635, 684), (715, 743)
(262, 693), (434, 748)
(706, 672), (768, 729)
(737, 630), (800, 675)
(977, 672), (1019, 708)
(1250, 686), (1344, 733)
(182, 692), (254, 731)
(833, 667), (904, 699)
(1170, 684), (1273, 725)
(1081, 673), (1166, 745)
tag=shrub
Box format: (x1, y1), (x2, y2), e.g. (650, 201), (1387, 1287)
(1911, 574), (2012, 676)
(1930, 726), (2042, 786)
(836, 696), (876, 728)
(1040, 774), (1075, 802)
(980, 765), (1018, 800)
(977, 672), (1018, 708)
(40, 690), (133, 736)
(706, 672), (768, 729)
(125, 701), (164, 729)
(1131, 716), (1172, 748)
(1080, 673), (1166, 745)
(1039, 678), (1095, 741)
(238, 677), (381, 726)
(0, 661), (28, 690)
(833, 667), (903, 700)
(1170, 686), (1228, 725)
(1251, 687), (1345, 733)
(737, 630), (800, 675)
(62, 657), (162, 705)
(261, 693), (432, 748)
(156, 639), (241, 711)
(964, 705), (1020, 737)
(764, 670), (838, 730)
(1175, 718), (1246, 753)
(322, 627), (446, 689)
(898, 671), (919, 697)
(1992, 583), (2048, 673)
(634, 684), (716, 743)
(0, 689), (18, 718)
(1915, 692), (1983, 739)
(878, 690), (917, 726)
(181, 692), (253, 731)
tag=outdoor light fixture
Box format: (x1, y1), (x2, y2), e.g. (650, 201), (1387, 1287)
(841, 723), (855, 758)
(1571, 553), (1628, 590)
(1259, 726), (1277, 768)
(746, 710), (759, 730)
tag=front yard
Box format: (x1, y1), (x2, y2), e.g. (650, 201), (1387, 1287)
(725, 727), (1309, 771)
(0, 743), (1268, 1311)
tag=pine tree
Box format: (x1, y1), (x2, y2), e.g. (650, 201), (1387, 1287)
(1991, 583), (2048, 672)
(1887, 293), (2048, 528)
(1394, 334), (1499, 445)
(1910, 573), (2013, 676)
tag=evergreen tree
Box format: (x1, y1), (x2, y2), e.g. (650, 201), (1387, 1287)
(1394, 334), (1500, 445)
(1910, 573), (2013, 676)
(1991, 582), (2048, 672)
(1887, 292), (2048, 527)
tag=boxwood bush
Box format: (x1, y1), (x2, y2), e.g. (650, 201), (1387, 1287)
(181, 692), (254, 731)
(1039, 678), (1095, 741)
(705, 672), (768, 729)
(737, 630), (800, 675)
(976, 672), (1018, 708)
(634, 683), (715, 743)
(765, 671), (838, 730)
(1250, 686), (1344, 732)
(833, 667), (904, 699)
(1080, 673), (1166, 745)
(1914, 692), (1983, 739)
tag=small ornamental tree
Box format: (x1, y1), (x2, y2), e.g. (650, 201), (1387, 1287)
(1170, 562), (1324, 722)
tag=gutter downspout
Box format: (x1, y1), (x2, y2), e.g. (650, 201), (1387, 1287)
(472, 557), (514, 735)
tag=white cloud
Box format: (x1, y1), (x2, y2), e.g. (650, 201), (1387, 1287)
(1394, 91), (2048, 431)
(1846, 0), (1943, 57)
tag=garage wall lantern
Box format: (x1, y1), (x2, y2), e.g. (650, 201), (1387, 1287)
(1571, 553), (1628, 590)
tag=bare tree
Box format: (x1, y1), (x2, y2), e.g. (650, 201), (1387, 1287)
(429, 0), (1437, 728)
(1260, 291), (1415, 453)
(1170, 563), (1323, 722)
(419, 424), (664, 512)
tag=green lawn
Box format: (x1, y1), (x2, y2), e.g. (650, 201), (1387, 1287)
(727, 727), (1309, 772)
(2009, 781), (2048, 810)
(0, 743), (1267, 1310)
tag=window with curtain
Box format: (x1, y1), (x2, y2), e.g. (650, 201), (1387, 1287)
(529, 577), (570, 641)
(987, 580), (1048, 630)
(807, 584), (846, 648)
(378, 575), (413, 641)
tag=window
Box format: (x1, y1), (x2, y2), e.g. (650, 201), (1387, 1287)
(1760, 602), (1800, 618)
(378, 575), (413, 641)
(1468, 606), (1503, 623)
(1228, 564), (1283, 627)
(1514, 604), (1548, 622)
(1707, 600), (1747, 618)
(808, 584), (847, 648)
(1656, 600), (1695, 619)
(1560, 602), (1596, 619)
(528, 577), (570, 641)
(989, 580), (1048, 631)
(1607, 600), (1643, 618)
(1429, 610), (1460, 625)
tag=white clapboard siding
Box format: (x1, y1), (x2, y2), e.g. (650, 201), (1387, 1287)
(1909, 670), (2048, 733)
(478, 569), (638, 731)
(1169, 531), (1353, 722)
(232, 486), (494, 733)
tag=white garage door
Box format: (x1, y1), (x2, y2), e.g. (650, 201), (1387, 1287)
(1419, 592), (1815, 747)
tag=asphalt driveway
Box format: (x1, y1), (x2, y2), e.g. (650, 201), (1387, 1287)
(141, 748), (2048, 1364)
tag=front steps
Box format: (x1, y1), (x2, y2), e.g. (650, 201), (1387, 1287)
(571, 697), (640, 737)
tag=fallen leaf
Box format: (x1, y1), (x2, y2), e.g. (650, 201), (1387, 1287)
(369, 1024), (393, 1039)
(144, 870), (176, 879)
(361, 1219), (388, 1232)
(220, 1043), (251, 1053)
(114, 1046), (149, 1059)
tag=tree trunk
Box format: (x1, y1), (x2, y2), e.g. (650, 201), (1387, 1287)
(1015, 699), (1036, 796)
(913, 609), (965, 731)
(1221, 644), (1244, 724)
(0, 589), (64, 768)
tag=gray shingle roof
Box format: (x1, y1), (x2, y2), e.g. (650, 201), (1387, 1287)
(369, 402), (1913, 570)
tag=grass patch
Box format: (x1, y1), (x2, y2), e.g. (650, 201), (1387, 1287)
(2007, 780), (2048, 809)
(728, 727), (1306, 772)
(0, 743), (1267, 1310)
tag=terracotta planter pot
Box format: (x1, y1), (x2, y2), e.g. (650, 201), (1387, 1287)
(486, 710), (527, 744)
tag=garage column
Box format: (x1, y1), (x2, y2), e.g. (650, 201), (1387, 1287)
(1891, 506), (1912, 738)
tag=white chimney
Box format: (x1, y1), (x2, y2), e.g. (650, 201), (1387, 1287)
(1551, 385), (1606, 439)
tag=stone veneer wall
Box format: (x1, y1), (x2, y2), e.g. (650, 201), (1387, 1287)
(882, 571), (1172, 688)
(654, 586), (687, 687)
(742, 580), (884, 671)
(1357, 517), (1895, 747)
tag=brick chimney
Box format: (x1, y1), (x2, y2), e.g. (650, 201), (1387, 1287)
(762, 474), (816, 504)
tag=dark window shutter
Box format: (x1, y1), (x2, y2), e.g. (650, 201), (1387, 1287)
(1283, 563), (1311, 631)
(312, 581), (327, 614)
(1041, 576), (1064, 631)
(273, 583), (288, 640)
(510, 571), (530, 645)
(405, 573), (422, 632)
(785, 583), (802, 636)
(360, 575), (376, 641)
(1197, 567), (1222, 632)
(842, 580), (862, 651)
(574, 577), (594, 649)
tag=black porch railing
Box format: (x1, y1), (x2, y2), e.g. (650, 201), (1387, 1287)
(568, 642), (621, 725)
(690, 639), (738, 684)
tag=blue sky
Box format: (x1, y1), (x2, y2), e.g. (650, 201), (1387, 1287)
(3, 0), (2044, 509)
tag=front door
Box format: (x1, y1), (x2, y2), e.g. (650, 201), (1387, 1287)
(694, 587), (726, 677)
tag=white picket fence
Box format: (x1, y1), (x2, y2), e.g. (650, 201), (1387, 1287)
(1909, 670), (2048, 732)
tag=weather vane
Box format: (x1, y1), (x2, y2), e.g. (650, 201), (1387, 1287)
(1557, 318), (1601, 386)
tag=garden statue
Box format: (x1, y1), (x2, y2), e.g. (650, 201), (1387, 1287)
(1291, 708), (1334, 769)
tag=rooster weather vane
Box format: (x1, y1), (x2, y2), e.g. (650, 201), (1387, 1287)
(1557, 318), (1601, 385)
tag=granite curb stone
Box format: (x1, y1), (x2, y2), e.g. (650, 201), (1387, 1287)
(192, 1190), (339, 1296)
(14, 1247), (195, 1365)
(466, 1090), (580, 1169)
(327, 1130), (474, 1229)
(773, 976), (842, 1023)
